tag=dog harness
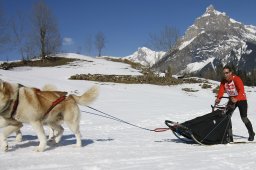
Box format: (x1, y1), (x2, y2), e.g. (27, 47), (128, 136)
(10, 87), (67, 119)
(33, 88), (67, 116)
(44, 95), (66, 115)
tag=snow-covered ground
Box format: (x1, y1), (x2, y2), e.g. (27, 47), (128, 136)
(0, 54), (256, 170)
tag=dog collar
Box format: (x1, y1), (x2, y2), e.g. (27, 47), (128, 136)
(10, 84), (23, 118)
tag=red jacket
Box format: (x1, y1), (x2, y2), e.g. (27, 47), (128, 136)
(217, 75), (246, 101)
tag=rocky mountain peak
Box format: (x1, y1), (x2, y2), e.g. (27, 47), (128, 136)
(177, 5), (233, 48)
(204, 5), (224, 16)
(153, 6), (256, 82)
(206, 4), (215, 13)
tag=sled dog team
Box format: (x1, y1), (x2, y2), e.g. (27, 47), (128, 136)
(0, 65), (255, 152)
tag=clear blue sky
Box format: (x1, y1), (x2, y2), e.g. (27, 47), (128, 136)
(2, 0), (256, 59)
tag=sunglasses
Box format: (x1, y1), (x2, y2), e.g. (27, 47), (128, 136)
(223, 72), (230, 75)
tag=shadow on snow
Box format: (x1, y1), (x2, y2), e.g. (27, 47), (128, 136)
(7, 134), (114, 152)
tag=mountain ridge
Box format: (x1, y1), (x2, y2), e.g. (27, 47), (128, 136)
(153, 5), (256, 79)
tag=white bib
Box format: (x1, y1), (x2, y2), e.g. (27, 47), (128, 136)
(224, 80), (238, 96)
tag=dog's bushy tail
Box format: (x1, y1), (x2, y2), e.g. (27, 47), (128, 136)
(42, 84), (58, 91)
(70, 86), (99, 106)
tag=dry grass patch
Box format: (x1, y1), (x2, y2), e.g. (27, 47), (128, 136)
(0, 57), (80, 70)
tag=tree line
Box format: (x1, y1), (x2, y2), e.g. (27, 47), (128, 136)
(0, 0), (180, 61)
(0, 0), (107, 61)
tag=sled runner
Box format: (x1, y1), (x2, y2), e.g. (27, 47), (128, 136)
(229, 141), (256, 144)
(165, 104), (235, 145)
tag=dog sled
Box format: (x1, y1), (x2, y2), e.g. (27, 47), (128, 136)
(165, 103), (235, 145)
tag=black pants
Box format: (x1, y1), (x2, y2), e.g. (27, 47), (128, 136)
(234, 100), (254, 134)
(235, 100), (248, 117)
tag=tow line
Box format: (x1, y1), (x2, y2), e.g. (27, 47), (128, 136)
(83, 106), (170, 132)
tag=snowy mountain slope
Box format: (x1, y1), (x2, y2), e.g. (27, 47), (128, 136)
(124, 47), (166, 67)
(0, 53), (256, 170)
(103, 47), (166, 67)
(154, 5), (256, 77)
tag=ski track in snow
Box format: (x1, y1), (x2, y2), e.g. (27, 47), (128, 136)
(1, 54), (256, 170)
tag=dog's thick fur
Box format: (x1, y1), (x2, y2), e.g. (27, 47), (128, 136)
(0, 80), (98, 152)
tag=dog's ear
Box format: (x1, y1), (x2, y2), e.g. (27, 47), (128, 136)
(0, 80), (8, 92)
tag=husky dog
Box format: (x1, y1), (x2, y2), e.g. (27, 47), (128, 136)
(0, 80), (98, 152)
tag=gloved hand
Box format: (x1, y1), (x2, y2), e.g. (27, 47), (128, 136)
(226, 101), (236, 115)
(215, 98), (220, 105)
(230, 97), (237, 103)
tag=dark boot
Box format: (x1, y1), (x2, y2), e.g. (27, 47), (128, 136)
(242, 118), (254, 141)
(248, 131), (255, 141)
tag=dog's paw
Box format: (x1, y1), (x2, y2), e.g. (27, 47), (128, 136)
(33, 146), (45, 152)
(1, 144), (8, 152)
(72, 145), (81, 148)
(74, 142), (82, 148)
(34, 145), (46, 152)
(54, 128), (64, 144)
(15, 134), (23, 143)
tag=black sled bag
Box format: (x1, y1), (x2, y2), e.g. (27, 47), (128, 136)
(177, 109), (232, 144)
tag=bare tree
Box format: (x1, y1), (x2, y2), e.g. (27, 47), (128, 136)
(11, 12), (35, 61)
(31, 0), (61, 60)
(148, 25), (180, 52)
(95, 32), (105, 57)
